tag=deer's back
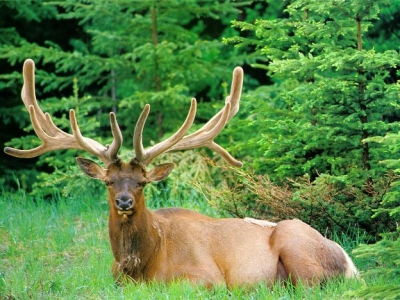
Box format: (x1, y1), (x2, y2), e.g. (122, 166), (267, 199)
(154, 208), (279, 286)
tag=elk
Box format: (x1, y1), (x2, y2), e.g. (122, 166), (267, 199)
(5, 59), (359, 288)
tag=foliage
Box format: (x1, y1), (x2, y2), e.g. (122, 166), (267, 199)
(227, 0), (400, 182)
(364, 131), (400, 220)
(199, 165), (397, 239)
(1, 0), (244, 139)
(345, 130), (400, 299)
(224, 0), (400, 237)
(0, 0), (250, 194)
(197, 165), (295, 221)
(347, 230), (400, 299)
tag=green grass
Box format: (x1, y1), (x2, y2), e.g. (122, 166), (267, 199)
(0, 188), (390, 299)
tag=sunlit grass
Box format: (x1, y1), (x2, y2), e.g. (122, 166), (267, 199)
(0, 188), (385, 299)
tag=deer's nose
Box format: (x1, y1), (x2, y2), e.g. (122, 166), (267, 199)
(115, 195), (134, 211)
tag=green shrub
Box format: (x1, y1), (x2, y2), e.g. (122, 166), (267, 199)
(224, 0), (400, 239)
(200, 165), (398, 240)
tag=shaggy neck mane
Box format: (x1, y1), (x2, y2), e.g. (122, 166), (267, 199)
(109, 208), (163, 279)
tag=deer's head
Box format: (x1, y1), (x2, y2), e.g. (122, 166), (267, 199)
(76, 157), (174, 220)
(4, 59), (243, 221)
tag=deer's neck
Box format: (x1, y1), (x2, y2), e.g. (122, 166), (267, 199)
(108, 207), (163, 279)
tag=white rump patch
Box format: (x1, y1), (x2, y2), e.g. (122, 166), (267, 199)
(335, 242), (360, 279)
(243, 217), (277, 228)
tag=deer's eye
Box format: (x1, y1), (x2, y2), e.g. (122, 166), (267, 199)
(137, 181), (147, 188)
(104, 179), (114, 186)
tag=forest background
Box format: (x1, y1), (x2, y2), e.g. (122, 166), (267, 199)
(0, 0), (399, 298)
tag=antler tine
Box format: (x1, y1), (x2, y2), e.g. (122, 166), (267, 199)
(4, 59), (121, 164)
(133, 104), (151, 162)
(5, 105), (73, 158)
(21, 59), (65, 136)
(167, 67), (244, 167)
(107, 112), (124, 160)
(176, 66), (243, 138)
(226, 66), (243, 120)
(70, 110), (123, 164)
(133, 98), (197, 165)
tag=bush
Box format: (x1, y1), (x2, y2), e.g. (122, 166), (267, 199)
(199, 165), (398, 240)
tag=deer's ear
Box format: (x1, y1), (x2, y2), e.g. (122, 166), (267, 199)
(76, 157), (106, 179)
(146, 163), (175, 182)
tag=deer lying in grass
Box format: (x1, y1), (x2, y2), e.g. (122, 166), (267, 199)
(5, 59), (358, 287)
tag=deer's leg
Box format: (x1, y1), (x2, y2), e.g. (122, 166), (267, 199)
(111, 260), (138, 285)
(164, 265), (225, 287)
(270, 219), (349, 286)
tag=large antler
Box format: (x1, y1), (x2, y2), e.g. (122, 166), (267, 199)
(133, 67), (243, 167)
(4, 59), (123, 165)
(5, 59), (243, 168)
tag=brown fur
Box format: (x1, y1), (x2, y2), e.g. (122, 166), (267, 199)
(77, 158), (359, 287)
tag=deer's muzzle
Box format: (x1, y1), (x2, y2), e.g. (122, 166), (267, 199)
(115, 195), (134, 212)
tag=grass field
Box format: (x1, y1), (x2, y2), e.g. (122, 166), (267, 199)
(0, 187), (387, 299)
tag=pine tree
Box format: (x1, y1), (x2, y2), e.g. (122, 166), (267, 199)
(226, 0), (400, 236)
(0, 0), (245, 194)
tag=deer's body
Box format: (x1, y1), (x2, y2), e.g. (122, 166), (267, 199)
(4, 59), (359, 288)
(82, 159), (357, 287)
(112, 208), (277, 286)
(109, 205), (356, 286)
